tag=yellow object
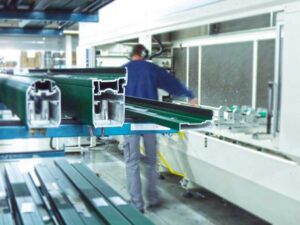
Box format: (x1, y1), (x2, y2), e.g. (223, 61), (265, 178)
(158, 151), (184, 177)
(179, 131), (185, 140)
(140, 132), (185, 177)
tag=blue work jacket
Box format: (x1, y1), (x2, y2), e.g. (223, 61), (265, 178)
(124, 60), (194, 100)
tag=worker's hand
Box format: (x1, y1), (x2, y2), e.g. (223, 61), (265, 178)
(189, 98), (198, 107)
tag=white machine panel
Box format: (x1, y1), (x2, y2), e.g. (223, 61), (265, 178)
(279, 3), (300, 162)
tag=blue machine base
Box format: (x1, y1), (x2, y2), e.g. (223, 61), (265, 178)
(0, 123), (177, 140)
(0, 150), (65, 160)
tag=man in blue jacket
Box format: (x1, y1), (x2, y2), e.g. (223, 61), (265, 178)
(124, 44), (197, 212)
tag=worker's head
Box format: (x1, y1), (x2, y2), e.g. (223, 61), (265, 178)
(130, 44), (149, 60)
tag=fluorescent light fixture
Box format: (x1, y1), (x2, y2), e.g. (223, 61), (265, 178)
(63, 30), (79, 35)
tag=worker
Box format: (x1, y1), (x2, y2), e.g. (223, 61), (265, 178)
(124, 44), (197, 213)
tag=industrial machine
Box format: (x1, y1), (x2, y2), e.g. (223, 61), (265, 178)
(157, 5), (300, 225)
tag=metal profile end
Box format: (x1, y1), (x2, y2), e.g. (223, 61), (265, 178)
(26, 79), (61, 128)
(180, 121), (213, 130)
(92, 78), (127, 128)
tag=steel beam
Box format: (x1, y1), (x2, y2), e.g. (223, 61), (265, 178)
(0, 10), (99, 22)
(0, 27), (63, 36)
(82, 0), (113, 13)
(126, 96), (213, 130)
(0, 74), (61, 128)
(33, 0), (52, 10)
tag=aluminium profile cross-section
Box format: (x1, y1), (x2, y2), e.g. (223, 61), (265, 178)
(0, 74), (61, 128)
(29, 69), (127, 128)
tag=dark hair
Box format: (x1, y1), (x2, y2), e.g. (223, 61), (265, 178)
(131, 44), (149, 59)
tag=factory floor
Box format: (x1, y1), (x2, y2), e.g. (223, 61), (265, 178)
(0, 140), (270, 225)
(67, 143), (269, 225)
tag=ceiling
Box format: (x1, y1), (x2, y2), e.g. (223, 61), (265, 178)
(0, 0), (113, 35)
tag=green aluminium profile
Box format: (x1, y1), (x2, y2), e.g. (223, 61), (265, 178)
(0, 74), (61, 128)
(55, 160), (132, 225)
(0, 171), (14, 225)
(125, 96), (213, 131)
(29, 68), (127, 128)
(5, 164), (52, 225)
(72, 163), (155, 225)
(35, 163), (104, 225)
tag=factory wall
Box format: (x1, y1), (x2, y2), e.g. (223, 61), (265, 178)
(78, 0), (298, 47)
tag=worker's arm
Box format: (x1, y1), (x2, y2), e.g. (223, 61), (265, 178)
(155, 65), (195, 99)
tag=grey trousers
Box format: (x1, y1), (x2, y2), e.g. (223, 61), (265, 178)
(123, 134), (160, 210)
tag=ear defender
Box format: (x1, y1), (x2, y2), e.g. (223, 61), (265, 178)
(131, 44), (149, 59)
(141, 48), (149, 59)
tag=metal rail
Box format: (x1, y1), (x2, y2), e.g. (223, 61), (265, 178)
(0, 122), (177, 140)
(126, 96), (213, 130)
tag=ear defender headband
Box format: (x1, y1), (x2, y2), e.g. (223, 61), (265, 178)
(131, 44), (149, 59)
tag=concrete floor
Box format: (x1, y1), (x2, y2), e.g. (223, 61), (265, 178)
(0, 140), (270, 225)
(68, 143), (270, 225)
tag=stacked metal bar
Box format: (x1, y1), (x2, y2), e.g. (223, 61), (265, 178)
(35, 163), (103, 225)
(126, 96), (213, 130)
(1, 68), (213, 131)
(29, 68), (127, 128)
(1, 160), (154, 225)
(72, 163), (154, 225)
(5, 164), (54, 225)
(0, 174), (14, 225)
(0, 74), (61, 128)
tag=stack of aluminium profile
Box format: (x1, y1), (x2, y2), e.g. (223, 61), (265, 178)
(0, 74), (61, 128)
(55, 160), (153, 225)
(0, 68), (213, 131)
(0, 173), (13, 225)
(1, 160), (154, 225)
(5, 164), (54, 225)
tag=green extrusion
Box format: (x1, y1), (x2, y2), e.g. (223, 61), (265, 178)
(0, 75), (35, 124)
(29, 70), (127, 127)
(0, 74), (61, 128)
(126, 96), (213, 130)
(35, 163), (104, 225)
(5, 164), (49, 225)
(73, 163), (155, 225)
(0, 172), (13, 225)
(2, 161), (153, 225)
(55, 160), (132, 225)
